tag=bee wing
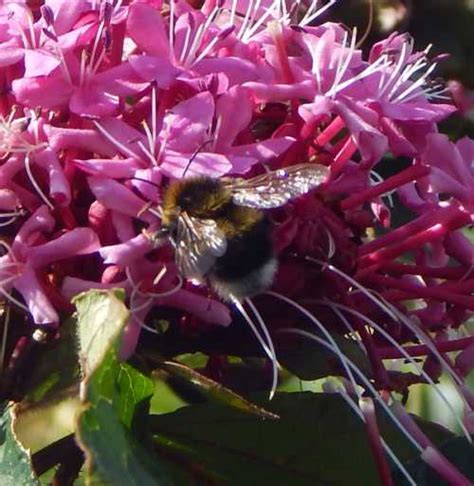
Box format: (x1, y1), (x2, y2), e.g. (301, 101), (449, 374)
(175, 212), (227, 280)
(226, 163), (329, 209)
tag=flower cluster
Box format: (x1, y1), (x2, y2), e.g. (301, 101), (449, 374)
(1, 0), (473, 481)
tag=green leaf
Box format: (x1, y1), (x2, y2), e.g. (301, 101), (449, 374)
(21, 317), (80, 404)
(74, 289), (172, 485)
(159, 360), (279, 420)
(150, 392), (382, 485)
(0, 403), (39, 485)
(73, 288), (128, 376)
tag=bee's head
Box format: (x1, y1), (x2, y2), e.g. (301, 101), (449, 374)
(162, 177), (232, 218)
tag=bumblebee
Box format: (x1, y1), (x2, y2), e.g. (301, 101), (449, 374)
(157, 164), (329, 301)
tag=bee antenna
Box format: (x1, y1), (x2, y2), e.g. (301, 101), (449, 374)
(182, 139), (214, 178)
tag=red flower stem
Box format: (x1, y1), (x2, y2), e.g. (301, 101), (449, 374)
(378, 336), (474, 359)
(360, 205), (463, 256)
(363, 274), (474, 310)
(378, 262), (472, 280)
(341, 164), (430, 210)
(439, 278), (474, 294)
(360, 398), (394, 486)
(359, 209), (470, 267)
(330, 136), (357, 177)
(315, 116), (344, 146)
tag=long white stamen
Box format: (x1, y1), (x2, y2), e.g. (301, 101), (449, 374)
(0, 240), (15, 255)
(0, 217), (17, 227)
(386, 57), (430, 101)
(129, 287), (159, 334)
(370, 170), (395, 207)
(379, 41), (408, 98)
(244, 298), (279, 400)
(238, 0), (256, 39)
(321, 299), (472, 442)
(394, 63), (438, 103)
(330, 28), (357, 97)
(24, 154), (54, 210)
(185, 4), (221, 68)
(0, 284), (30, 313)
(194, 34), (222, 64)
(0, 305), (10, 373)
(184, 24), (205, 67)
(141, 117), (156, 158)
(93, 121), (144, 162)
(243, 0), (281, 41)
(91, 46), (107, 75)
(327, 55), (390, 98)
(169, 0), (176, 59)
(306, 258), (469, 406)
(281, 327), (423, 452)
(90, 19), (106, 73)
(151, 86), (157, 152)
(231, 297), (278, 399)
(178, 21), (193, 64)
(137, 140), (157, 167)
(229, 0), (238, 28)
(300, 0), (338, 27)
(267, 291), (359, 392)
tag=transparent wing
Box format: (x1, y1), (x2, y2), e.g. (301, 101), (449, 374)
(226, 163), (329, 209)
(174, 212), (227, 281)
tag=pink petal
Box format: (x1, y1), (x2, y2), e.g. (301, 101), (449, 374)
(163, 92), (215, 152)
(126, 3), (170, 57)
(194, 57), (261, 86)
(97, 117), (148, 161)
(28, 228), (101, 268)
(160, 151), (232, 178)
(35, 148), (71, 206)
(44, 125), (117, 156)
(244, 80), (315, 103)
(129, 54), (181, 88)
(44, 0), (86, 35)
(381, 100), (456, 123)
(88, 176), (152, 221)
(74, 158), (142, 178)
(13, 206), (55, 255)
(24, 49), (61, 77)
(12, 74), (72, 109)
(214, 86), (253, 151)
(92, 62), (149, 96)
(0, 44), (24, 67)
(100, 234), (154, 265)
(227, 136), (295, 172)
(164, 289), (231, 326)
(14, 265), (58, 325)
(70, 85), (119, 117)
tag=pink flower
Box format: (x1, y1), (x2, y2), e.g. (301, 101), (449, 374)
(1, 205), (100, 325)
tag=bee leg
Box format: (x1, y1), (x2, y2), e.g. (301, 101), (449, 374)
(137, 201), (153, 218)
(206, 292), (213, 311)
